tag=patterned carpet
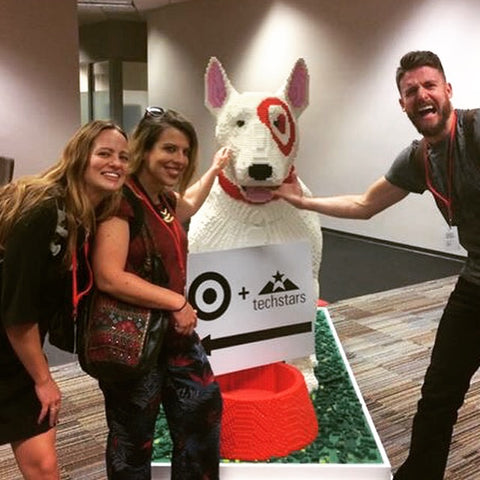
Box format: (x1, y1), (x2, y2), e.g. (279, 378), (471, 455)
(2, 275), (478, 479)
(329, 275), (480, 480)
(0, 364), (107, 479)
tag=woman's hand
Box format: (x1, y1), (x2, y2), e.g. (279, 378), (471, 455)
(176, 146), (233, 221)
(35, 376), (61, 427)
(210, 146), (232, 175)
(172, 301), (197, 336)
(5, 323), (62, 428)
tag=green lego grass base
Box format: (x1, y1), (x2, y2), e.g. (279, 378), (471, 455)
(152, 308), (383, 464)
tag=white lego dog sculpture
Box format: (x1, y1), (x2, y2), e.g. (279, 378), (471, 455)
(188, 57), (322, 391)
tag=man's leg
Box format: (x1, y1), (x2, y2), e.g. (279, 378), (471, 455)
(394, 278), (480, 479)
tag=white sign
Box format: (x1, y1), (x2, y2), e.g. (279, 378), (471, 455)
(187, 241), (316, 375)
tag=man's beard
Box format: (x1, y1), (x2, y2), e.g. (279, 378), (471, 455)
(408, 101), (453, 139)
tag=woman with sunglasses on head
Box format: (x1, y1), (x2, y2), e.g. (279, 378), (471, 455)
(91, 107), (230, 479)
(0, 120), (128, 479)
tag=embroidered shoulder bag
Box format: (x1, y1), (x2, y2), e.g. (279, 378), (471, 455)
(77, 188), (170, 382)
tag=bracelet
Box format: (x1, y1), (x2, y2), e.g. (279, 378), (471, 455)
(171, 298), (188, 312)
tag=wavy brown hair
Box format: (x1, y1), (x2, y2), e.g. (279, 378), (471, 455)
(129, 108), (198, 195)
(0, 120), (127, 265)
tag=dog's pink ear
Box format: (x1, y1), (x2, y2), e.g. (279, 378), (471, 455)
(281, 58), (309, 117)
(205, 57), (234, 115)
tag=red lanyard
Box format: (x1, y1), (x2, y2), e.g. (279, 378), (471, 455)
(423, 110), (457, 226)
(71, 239), (93, 319)
(127, 180), (186, 278)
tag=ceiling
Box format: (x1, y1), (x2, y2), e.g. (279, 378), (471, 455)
(77, 0), (193, 25)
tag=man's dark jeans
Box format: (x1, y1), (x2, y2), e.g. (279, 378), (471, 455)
(394, 277), (480, 480)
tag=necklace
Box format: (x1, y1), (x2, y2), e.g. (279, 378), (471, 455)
(127, 179), (186, 278)
(158, 206), (175, 223)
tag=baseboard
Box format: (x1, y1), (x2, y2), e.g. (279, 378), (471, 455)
(322, 228), (465, 264)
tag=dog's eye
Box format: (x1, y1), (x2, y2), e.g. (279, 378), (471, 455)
(273, 114), (286, 132)
(236, 120), (245, 127)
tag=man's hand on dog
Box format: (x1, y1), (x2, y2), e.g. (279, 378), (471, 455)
(273, 173), (306, 208)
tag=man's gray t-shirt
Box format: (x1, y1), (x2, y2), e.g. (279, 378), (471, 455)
(385, 109), (480, 285)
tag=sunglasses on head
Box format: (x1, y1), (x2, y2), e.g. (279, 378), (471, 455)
(144, 106), (166, 119)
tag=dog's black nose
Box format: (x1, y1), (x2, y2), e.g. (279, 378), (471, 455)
(248, 164), (273, 181)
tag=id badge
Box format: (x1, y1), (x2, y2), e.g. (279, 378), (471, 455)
(445, 225), (460, 251)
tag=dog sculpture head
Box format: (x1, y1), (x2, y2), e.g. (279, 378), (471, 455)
(205, 57), (309, 204)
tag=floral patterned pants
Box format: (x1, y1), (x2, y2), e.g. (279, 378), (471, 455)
(99, 330), (223, 479)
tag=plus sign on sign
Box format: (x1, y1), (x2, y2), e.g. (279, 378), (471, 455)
(187, 241), (316, 375)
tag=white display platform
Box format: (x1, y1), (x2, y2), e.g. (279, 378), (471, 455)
(151, 308), (392, 479)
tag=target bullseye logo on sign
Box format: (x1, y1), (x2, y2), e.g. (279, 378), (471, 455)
(188, 272), (231, 321)
(187, 241), (315, 375)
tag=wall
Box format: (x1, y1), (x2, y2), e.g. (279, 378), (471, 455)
(79, 21), (147, 63)
(79, 20), (147, 131)
(0, 0), (80, 178)
(145, 0), (480, 255)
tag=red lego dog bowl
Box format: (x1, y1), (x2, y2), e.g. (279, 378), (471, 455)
(216, 362), (318, 460)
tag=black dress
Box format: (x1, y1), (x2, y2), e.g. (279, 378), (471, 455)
(0, 197), (73, 444)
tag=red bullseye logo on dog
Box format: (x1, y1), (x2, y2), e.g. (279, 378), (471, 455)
(257, 97), (296, 157)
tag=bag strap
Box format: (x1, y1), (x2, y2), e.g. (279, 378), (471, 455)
(122, 181), (177, 237)
(122, 184), (145, 240)
(463, 108), (478, 160)
(122, 182), (159, 262)
(413, 139), (426, 181)
(122, 183), (170, 287)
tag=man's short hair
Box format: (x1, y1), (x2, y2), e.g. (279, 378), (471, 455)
(396, 51), (446, 91)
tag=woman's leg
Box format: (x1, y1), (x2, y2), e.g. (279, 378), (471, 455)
(394, 278), (480, 479)
(100, 366), (164, 480)
(11, 428), (59, 480)
(162, 332), (223, 480)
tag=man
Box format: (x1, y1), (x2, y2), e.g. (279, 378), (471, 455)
(275, 51), (480, 479)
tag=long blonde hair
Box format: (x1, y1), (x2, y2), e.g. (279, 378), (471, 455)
(0, 120), (127, 265)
